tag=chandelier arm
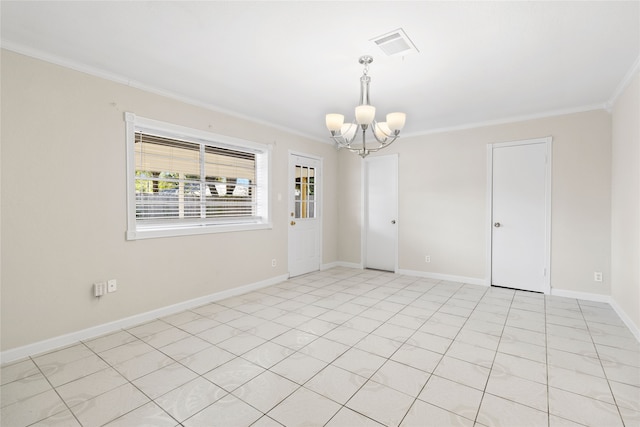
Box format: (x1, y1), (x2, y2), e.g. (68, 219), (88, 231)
(369, 120), (380, 144)
(329, 129), (358, 147)
(366, 134), (400, 154)
(334, 144), (368, 157)
(371, 121), (388, 144)
(329, 135), (345, 146)
(369, 124), (401, 145)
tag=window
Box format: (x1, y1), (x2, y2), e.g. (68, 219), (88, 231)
(125, 113), (271, 239)
(294, 165), (316, 219)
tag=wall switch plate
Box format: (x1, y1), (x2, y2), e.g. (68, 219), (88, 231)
(94, 282), (107, 297)
(107, 279), (117, 293)
(594, 272), (603, 282)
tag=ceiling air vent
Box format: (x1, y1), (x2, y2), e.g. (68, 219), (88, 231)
(371, 28), (419, 57)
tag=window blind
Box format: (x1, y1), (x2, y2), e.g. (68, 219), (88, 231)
(134, 131), (258, 224)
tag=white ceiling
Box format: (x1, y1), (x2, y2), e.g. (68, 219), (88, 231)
(2, 1), (639, 142)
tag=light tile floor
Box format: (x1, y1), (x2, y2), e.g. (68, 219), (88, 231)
(2, 267), (639, 426)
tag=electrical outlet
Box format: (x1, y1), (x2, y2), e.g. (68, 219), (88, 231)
(594, 272), (603, 282)
(271, 259), (277, 267)
(425, 255), (431, 263)
(107, 279), (117, 293)
(94, 282), (107, 297)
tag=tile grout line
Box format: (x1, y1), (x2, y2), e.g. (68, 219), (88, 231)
(3, 268), (637, 427)
(270, 272), (434, 426)
(395, 282), (492, 426)
(470, 286), (516, 427)
(26, 353), (84, 427)
(578, 298), (627, 426)
(545, 292), (551, 427)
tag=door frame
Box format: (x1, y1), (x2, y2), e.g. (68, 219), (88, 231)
(361, 154), (399, 272)
(486, 137), (552, 293)
(288, 150), (323, 277)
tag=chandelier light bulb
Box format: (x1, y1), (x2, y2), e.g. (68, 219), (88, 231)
(387, 112), (406, 131)
(341, 123), (357, 141)
(325, 113), (344, 132)
(355, 105), (376, 125)
(375, 122), (392, 139)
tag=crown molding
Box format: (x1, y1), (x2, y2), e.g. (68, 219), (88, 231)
(2, 40), (634, 144)
(605, 55), (640, 112)
(402, 103), (607, 139)
(1, 41), (326, 144)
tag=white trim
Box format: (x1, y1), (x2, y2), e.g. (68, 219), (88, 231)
(605, 55), (640, 111)
(403, 104), (605, 139)
(324, 261), (364, 270)
(551, 289), (640, 342)
(0, 274), (289, 364)
(550, 288), (611, 303)
(125, 113), (272, 240)
(127, 222), (272, 240)
(485, 146), (494, 286)
(486, 136), (552, 294)
(3, 42), (621, 145)
(7, 41), (632, 144)
(396, 269), (488, 286)
(610, 299), (640, 342)
(1, 41), (328, 144)
(124, 112), (137, 237)
(320, 261), (341, 270)
(133, 115), (271, 153)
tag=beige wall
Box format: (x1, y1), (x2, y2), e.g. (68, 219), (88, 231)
(337, 150), (362, 265)
(2, 47), (633, 353)
(0, 50), (339, 351)
(611, 71), (640, 332)
(338, 110), (613, 295)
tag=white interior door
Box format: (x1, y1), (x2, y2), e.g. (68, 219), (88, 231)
(364, 154), (398, 272)
(490, 138), (551, 293)
(288, 153), (321, 277)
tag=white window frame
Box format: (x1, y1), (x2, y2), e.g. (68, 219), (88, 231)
(125, 112), (272, 240)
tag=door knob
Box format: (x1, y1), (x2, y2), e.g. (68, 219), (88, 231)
(391, 220), (396, 224)
(290, 221), (296, 226)
(494, 222), (501, 228)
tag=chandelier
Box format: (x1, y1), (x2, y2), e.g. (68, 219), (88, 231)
(325, 55), (406, 158)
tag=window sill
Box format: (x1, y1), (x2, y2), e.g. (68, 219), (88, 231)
(126, 221), (272, 240)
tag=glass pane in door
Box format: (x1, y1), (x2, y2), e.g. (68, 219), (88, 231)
(294, 165), (315, 219)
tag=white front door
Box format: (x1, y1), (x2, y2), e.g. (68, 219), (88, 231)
(288, 153), (321, 277)
(490, 138), (551, 293)
(364, 154), (398, 272)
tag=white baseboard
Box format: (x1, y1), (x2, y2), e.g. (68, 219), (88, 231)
(608, 299), (640, 342)
(322, 264), (488, 288)
(396, 269), (488, 287)
(323, 264), (488, 286)
(0, 273), (289, 364)
(551, 288), (640, 342)
(320, 261), (340, 270)
(322, 261), (363, 270)
(7, 269), (635, 364)
(550, 288), (611, 303)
